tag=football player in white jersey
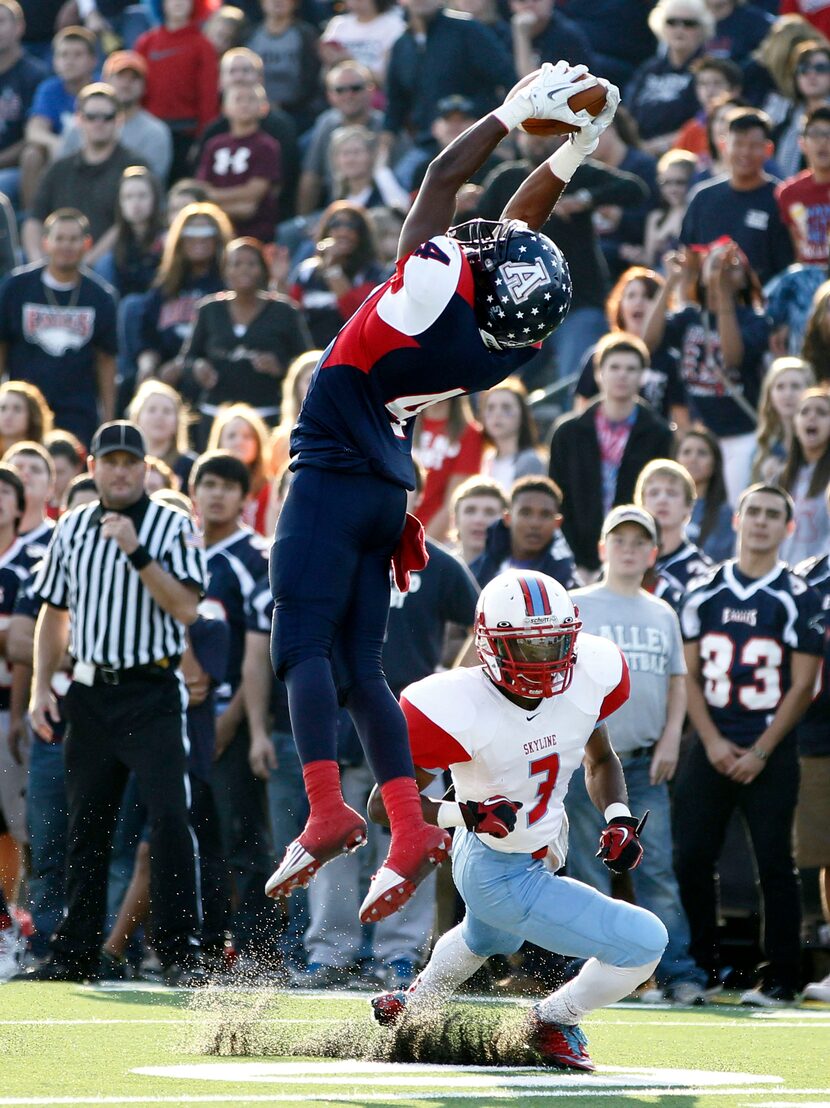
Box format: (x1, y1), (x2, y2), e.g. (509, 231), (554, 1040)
(367, 569), (667, 1071)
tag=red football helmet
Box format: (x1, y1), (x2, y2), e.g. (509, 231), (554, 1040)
(475, 570), (581, 698)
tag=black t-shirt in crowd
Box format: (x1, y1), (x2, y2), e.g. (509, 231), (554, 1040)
(680, 177), (794, 285)
(384, 539), (479, 696)
(182, 293), (312, 415)
(0, 263), (118, 445)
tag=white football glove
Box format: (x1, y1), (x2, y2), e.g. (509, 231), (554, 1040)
(569, 78), (621, 156)
(505, 61), (596, 127)
(528, 61), (597, 125)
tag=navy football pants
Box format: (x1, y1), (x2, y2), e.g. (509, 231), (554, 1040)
(270, 467), (415, 785)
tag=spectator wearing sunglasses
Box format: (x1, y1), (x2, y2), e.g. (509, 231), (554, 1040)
(775, 42), (830, 179)
(626, 0), (715, 158)
(22, 84), (149, 267)
(297, 61), (385, 217)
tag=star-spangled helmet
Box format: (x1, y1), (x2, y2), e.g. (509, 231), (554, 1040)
(448, 218), (572, 351)
(475, 570), (581, 698)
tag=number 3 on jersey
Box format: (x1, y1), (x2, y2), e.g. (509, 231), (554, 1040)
(700, 632), (783, 709)
(527, 752), (560, 826)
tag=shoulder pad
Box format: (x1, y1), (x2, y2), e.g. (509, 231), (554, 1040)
(402, 668), (481, 735)
(575, 632), (623, 688)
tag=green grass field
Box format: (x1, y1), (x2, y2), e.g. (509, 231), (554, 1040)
(1, 982), (828, 1107)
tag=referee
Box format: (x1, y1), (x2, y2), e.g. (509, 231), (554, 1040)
(23, 421), (207, 985)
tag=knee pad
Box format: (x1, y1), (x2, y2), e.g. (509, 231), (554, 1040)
(603, 901), (668, 968)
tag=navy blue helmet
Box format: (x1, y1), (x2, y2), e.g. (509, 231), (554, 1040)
(449, 219), (572, 350)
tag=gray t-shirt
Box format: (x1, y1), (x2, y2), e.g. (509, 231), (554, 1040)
(571, 583), (686, 753)
(247, 25), (304, 108)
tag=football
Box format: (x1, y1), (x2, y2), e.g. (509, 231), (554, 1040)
(507, 69), (607, 136)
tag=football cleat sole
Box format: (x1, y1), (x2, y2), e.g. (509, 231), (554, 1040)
(265, 824), (367, 899)
(359, 830), (451, 923)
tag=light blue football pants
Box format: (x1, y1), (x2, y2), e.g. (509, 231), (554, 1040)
(452, 829), (668, 969)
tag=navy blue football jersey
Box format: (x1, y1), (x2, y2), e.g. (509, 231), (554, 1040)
(681, 560), (824, 745)
(0, 551), (30, 711)
(203, 527), (269, 702)
(186, 612), (230, 783)
(794, 554), (830, 757)
(290, 235), (536, 490)
(245, 576), (291, 732)
(656, 540), (713, 592)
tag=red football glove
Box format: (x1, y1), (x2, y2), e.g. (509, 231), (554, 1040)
(462, 796), (522, 838)
(596, 811), (649, 874)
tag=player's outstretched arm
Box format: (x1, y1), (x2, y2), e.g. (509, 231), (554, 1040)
(501, 78), (620, 231)
(397, 62), (597, 258)
(582, 723), (627, 815)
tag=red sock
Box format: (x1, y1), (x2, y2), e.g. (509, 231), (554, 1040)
(302, 760), (346, 821)
(380, 776), (427, 837)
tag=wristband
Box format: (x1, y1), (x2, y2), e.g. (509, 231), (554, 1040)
(490, 98), (530, 133)
(751, 746), (768, 762)
(547, 138), (585, 184)
(127, 545), (153, 571)
(436, 800), (467, 829)
(604, 802), (632, 822)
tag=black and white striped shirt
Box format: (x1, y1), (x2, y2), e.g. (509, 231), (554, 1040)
(34, 495), (207, 669)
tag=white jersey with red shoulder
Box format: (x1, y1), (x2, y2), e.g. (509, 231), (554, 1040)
(290, 234), (535, 490)
(401, 633), (629, 854)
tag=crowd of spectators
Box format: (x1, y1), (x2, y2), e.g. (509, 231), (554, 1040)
(0, 0), (828, 1005)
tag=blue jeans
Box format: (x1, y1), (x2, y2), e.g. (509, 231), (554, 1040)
(453, 830), (667, 969)
(564, 758), (706, 988)
(265, 730), (308, 964)
(26, 734), (67, 957)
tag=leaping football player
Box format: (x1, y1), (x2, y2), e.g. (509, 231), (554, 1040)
(266, 61), (621, 925)
(367, 570), (667, 1072)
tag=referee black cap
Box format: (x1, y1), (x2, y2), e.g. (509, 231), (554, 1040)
(91, 421), (147, 461)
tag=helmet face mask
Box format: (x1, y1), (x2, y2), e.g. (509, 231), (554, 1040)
(475, 571), (581, 699)
(448, 218), (572, 351)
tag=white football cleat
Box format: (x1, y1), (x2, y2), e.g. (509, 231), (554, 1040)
(265, 813), (367, 899)
(359, 827), (451, 924)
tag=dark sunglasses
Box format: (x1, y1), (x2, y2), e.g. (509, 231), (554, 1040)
(82, 111), (117, 122)
(332, 83), (366, 94)
(665, 16), (699, 27)
(660, 177), (689, 186)
(798, 61), (830, 75)
(327, 218), (360, 230)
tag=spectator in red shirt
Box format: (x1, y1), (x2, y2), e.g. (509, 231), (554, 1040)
(780, 0), (830, 41)
(777, 105), (830, 265)
(414, 395), (483, 542)
(135, 0), (219, 182)
(197, 83), (280, 242)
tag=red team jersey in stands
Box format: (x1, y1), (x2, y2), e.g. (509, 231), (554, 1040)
(289, 234), (535, 490)
(400, 634), (629, 855)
